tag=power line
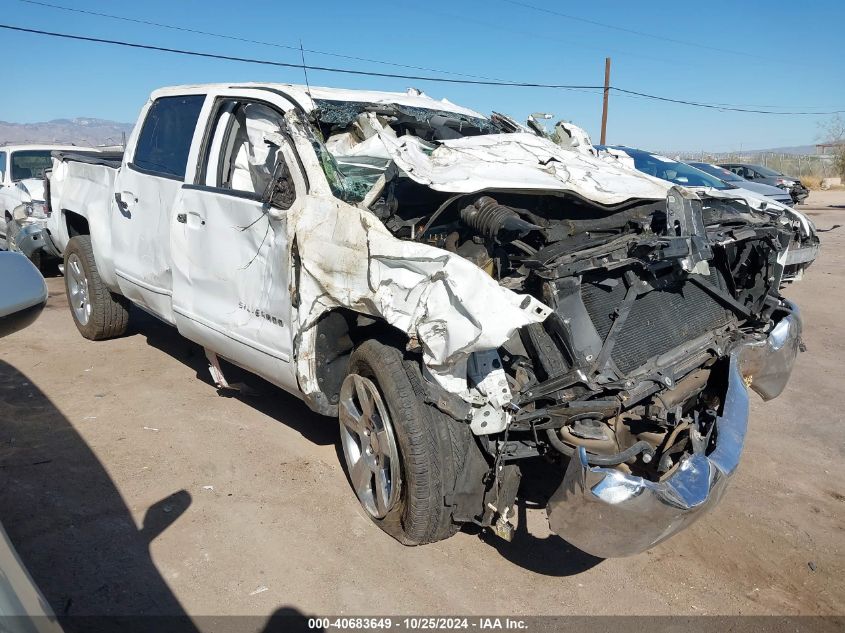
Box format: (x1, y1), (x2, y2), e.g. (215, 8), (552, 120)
(1, 22), (843, 116)
(16, 0), (604, 99)
(17, 0), (503, 82)
(501, 0), (775, 61)
(20, 1), (837, 112)
(611, 87), (845, 115)
(0, 22), (605, 89)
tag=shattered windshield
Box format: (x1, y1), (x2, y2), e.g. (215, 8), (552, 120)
(309, 99), (500, 203)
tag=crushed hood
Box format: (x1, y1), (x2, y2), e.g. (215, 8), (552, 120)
(382, 133), (671, 206)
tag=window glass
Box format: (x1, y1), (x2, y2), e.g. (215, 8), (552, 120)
(627, 150), (731, 189)
(10, 150), (52, 181)
(205, 100), (291, 199)
(690, 163), (744, 183)
(0, 152), (6, 180)
(133, 95), (205, 178)
(753, 164), (782, 178)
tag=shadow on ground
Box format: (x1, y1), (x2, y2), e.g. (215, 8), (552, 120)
(129, 307), (602, 576)
(472, 456), (603, 576)
(130, 307), (337, 448)
(0, 359), (199, 630)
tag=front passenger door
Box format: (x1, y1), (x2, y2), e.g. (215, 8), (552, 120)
(170, 98), (302, 392)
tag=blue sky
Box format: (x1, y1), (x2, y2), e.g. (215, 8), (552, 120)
(2, 0), (843, 151)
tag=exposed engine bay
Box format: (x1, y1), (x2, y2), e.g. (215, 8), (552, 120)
(298, 97), (802, 554)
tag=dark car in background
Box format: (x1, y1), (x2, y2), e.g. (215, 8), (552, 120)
(719, 162), (809, 204)
(596, 145), (819, 283)
(689, 162), (794, 207)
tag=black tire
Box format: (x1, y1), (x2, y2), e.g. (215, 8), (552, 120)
(64, 235), (130, 340)
(345, 340), (472, 545)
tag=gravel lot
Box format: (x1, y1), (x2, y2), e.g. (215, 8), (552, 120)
(1, 191), (843, 622)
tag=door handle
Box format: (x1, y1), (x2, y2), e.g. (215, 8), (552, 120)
(115, 192), (135, 218)
(187, 211), (205, 226)
(176, 211), (205, 226)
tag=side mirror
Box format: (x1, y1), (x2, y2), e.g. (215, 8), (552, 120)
(263, 151), (296, 211)
(140, 490), (191, 544)
(0, 251), (48, 338)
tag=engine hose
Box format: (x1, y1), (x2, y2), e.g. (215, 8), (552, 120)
(460, 196), (539, 240)
(545, 428), (655, 466)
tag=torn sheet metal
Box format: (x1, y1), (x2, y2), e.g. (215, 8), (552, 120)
(380, 132), (670, 205)
(552, 121), (597, 157)
(280, 184), (552, 401)
(467, 350), (512, 434)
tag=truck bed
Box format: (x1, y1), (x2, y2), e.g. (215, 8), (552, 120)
(46, 151), (122, 257)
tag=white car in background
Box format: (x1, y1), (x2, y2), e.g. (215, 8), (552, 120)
(0, 144), (99, 267)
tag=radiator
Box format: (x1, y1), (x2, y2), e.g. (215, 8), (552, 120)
(581, 268), (733, 375)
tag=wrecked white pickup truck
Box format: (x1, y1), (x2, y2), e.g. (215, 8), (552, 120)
(47, 83), (802, 557)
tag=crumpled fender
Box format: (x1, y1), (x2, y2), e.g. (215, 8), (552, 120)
(285, 194), (552, 402)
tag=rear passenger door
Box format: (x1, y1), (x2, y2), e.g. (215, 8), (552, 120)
(170, 94), (303, 392)
(111, 94), (206, 322)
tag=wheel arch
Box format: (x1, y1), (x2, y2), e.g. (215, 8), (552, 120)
(303, 308), (411, 414)
(64, 209), (90, 237)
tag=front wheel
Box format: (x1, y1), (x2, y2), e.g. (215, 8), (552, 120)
(338, 339), (472, 545)
(64, 235), (130, 340)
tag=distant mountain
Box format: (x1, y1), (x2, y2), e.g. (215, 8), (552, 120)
(0, 118), (133, 147)
(742, 145), (817, 155)
(672, 143), (826, 161)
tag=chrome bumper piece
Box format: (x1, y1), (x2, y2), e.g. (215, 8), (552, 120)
(739, 300), (802, 401)
(784, 245), (819, 266)
(12, 222), (61, 260)
(546, 305), (802, 557)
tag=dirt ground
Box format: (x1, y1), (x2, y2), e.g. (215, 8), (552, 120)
(1, 191), (843, 622)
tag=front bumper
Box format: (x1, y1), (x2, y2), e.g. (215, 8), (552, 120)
(791, 186), (809, 203)
(784, 244), (819, 267)
(738, 300), (802, 401)
(546, 306), (802, 557)
(12, 221), (60, 260)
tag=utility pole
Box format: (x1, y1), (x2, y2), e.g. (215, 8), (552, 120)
(600, 57), (611, 145)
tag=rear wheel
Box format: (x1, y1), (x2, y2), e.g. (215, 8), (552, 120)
(64, 235), (130, 340)
(339, 339), (472, 545)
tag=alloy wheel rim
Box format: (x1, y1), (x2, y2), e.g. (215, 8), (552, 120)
(338, 373), (401, 519)
(67, 253), (92, 326)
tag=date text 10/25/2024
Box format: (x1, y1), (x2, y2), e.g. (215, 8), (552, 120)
(307, 618), (529, 630)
